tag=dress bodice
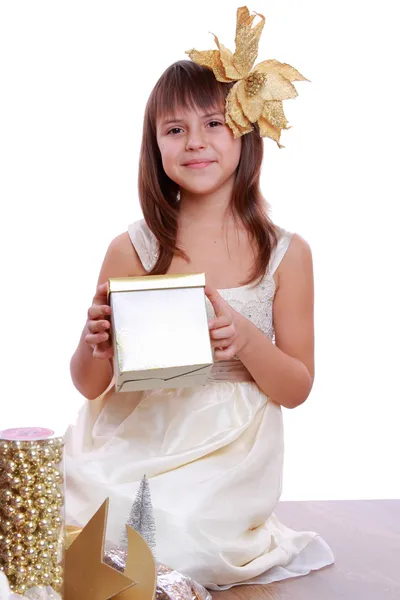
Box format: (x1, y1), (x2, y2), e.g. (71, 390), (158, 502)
(128, 218), (293, 341)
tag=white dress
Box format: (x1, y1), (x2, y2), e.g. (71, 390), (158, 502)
(65, 219), (334, 590)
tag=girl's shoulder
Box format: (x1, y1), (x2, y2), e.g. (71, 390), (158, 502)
(127, 218), (158, 272)
(273, 229), (312, 290)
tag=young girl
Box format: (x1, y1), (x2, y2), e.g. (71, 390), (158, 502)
(66, 7), (334, 589)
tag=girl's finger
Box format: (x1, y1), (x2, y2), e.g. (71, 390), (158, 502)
(211, 338), (231, 350)
(93, 282), (109, 303)
(210, 324), (235, 340)
(93, 345), (114, 360)
(87, 320), (110, 335)
(85, 332), (110, 346)
(209, 314), (232, 330)
(88, 305), (111, 320)
(213, 346), (236, 362)
(205, 286), (227, 318)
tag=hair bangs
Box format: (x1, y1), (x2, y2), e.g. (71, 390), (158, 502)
(148, 60), (231, 127)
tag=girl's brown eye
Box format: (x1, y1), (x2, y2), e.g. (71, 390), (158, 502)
(168, 127), (182, 135)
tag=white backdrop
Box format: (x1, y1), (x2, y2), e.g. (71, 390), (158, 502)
(1, 0), (399, 500)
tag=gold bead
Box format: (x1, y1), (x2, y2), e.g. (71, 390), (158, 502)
(14, 543), (24, 557)
(10, 475), (22, 489)
(36, 538), (47, 550)
(53, 564), (63, 576)
(54, 492), (64, 507)
(4, 563), (15, 577)
(40, 527), (57, 542)
(2, 549), (14, 563)
(40, 506), (53, 519)
(14, 584), (28, 595)
(38, 550), (51, 562)
(27, 448), (41, 463)
(25, 546), (37, 560)
(19, 485), (33, 498)
(26, 507), (39, 520)
(41, 447), (54, 461)
(25, 534), (36, 546)
(45, 474), (55, 485)
(1, 519), (13, 533)
(4, 459), (18, 473)
(23, 520), (37, 534)
(26, 573), (39, 587)
(45, 484), (58, 499)
(52, 469), (64, 484)
(41, 570), (51, 583)
(38, 518), (50, 530)
(21, 473), (34, 486)
(0, 441), (10, 456)
(1, 489), (13, 502)
(52, 576), (63, 591)
(36, 497), (48, 509)
(13, 512), (25, 528)
(14, 554), (27, 566)
(2, 504), (16, 519)
(11, 494), (23, 508)
(53, 515), (62, 528)
(33, 483), (45, 497)
(20, 464), (34, 477)
(14, 451), (27, 462)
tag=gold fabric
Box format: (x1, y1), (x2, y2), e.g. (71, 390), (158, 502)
(186, 6), (309, 146)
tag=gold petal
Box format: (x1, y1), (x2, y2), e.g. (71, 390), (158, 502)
(260, 72), (298, 101)
(185, 49), (231, 82)
(212, 34), (241, 80)
(226, 82), (253, 132)
(258, 116), (284, 148)
(233, 7), (265, 77)
(255, 59), (309, 82)
(236, 79), (264, 122)
(225, 112), (243, 138)
(262, 100), (289, 130)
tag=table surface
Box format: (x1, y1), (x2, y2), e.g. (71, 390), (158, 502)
(212, 499), (400, 600)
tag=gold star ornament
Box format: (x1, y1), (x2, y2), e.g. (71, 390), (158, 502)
(64, 500), (156, 600)
(186, 6), (309, 147)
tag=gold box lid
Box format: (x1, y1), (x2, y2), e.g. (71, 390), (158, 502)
(108, 273), (206, 294)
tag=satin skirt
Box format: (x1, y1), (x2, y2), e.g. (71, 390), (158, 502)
(65, 371), (334, 588)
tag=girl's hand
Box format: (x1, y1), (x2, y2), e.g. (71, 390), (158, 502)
(85, 282), (114, 360)
(205, 285), (249, 361)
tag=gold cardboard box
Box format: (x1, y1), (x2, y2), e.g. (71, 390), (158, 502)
(108, 274), (214, 392)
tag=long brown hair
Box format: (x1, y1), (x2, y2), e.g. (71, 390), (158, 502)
(138, 60), (279, 285)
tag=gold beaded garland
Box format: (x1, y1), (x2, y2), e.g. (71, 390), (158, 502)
(0, 432), (65, 593)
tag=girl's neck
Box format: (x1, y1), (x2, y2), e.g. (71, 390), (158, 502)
(179, 177), (235, 226)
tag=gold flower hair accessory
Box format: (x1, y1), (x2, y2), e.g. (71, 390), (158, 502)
(186, 6), (309, 147)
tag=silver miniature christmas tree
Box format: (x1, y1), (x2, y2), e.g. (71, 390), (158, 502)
(120, 475), (156, 553)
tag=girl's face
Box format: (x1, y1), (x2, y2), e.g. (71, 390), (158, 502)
(156, 106), (242, 197)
